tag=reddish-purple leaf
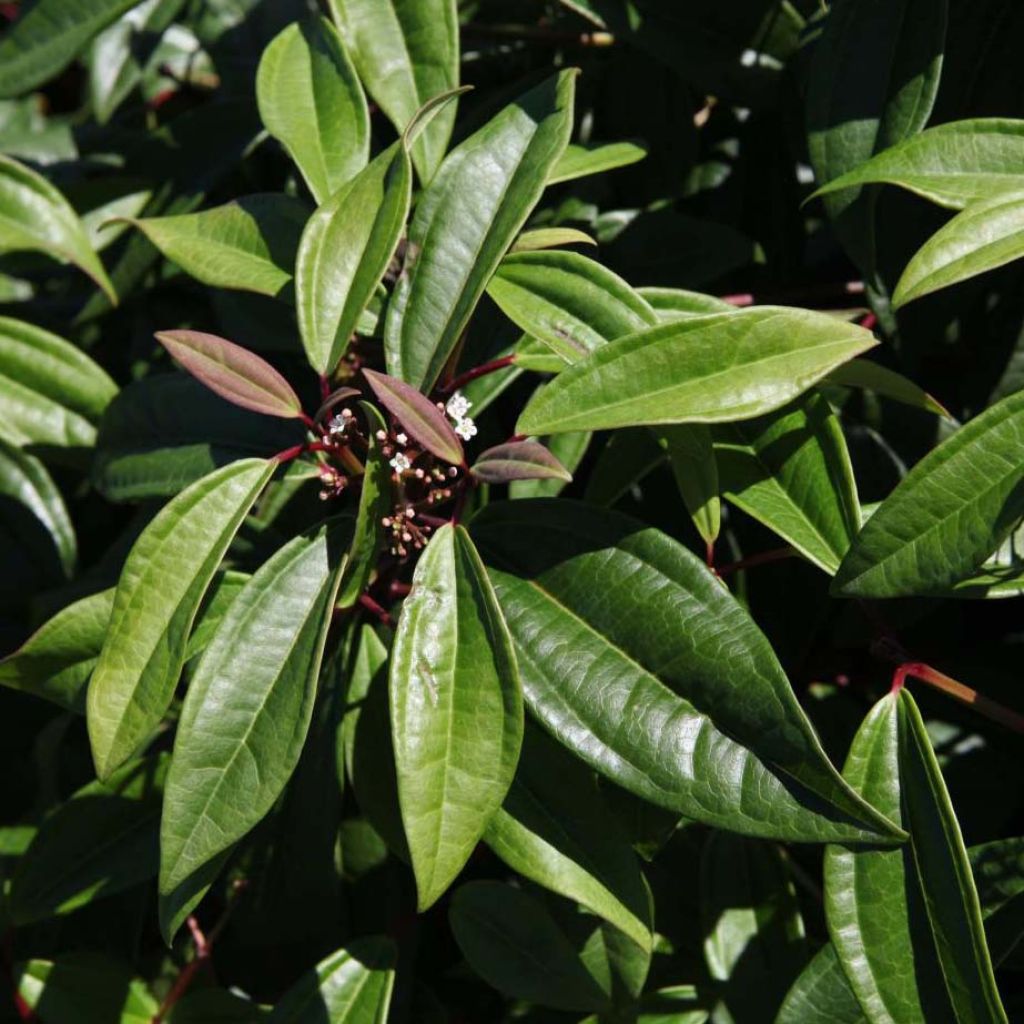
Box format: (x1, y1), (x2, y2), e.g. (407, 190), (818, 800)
(470, 441), (572, 484)
(314, 387), (362, 425)
(362, 368), (464, 466)
(156, 330), (304, 420)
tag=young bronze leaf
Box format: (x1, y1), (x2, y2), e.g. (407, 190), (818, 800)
(470, 440), (572, 485)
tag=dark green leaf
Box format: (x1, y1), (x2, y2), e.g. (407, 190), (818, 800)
(657, 424), (720, 551)
(776, 944), (867, 1024)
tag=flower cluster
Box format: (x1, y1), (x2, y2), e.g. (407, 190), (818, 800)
(445, 391), (477, 440)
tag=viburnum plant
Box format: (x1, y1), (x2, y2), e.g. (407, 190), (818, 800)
(2, 0), (1024, 1021)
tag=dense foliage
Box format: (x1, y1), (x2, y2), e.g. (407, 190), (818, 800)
(1, 0), (1024, 1021)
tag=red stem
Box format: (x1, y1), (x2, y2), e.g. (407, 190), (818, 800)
(152, 917), (211, 1022)
(440, 355), (516, 395)
(717, 546), (796, 577)
(891, 662), (1024, 733)
(359, 593), (394, 627)
(319, 374), (331, 403)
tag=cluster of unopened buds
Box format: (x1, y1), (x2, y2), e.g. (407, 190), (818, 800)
(380, 506), (432, 558)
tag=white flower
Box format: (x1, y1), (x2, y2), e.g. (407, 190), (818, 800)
(390, 452), (411, 473)
(446, 392), (472, 421)
(454, 416), (477, 440)
(327, 414), (347, 436)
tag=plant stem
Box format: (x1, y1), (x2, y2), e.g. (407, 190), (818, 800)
(440, 355), (516, 395)
(717, 546), (797, 577)
(891, 662), (1024, 733)
(359, 593), (394, 628)
(151, 917), (210, 1022)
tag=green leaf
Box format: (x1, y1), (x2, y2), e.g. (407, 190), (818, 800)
(470, 440), (572, 485)
(166, 989), (269, 1023)
(0, 153), (115, 302)
(656, 425), (720, 551)
(390, 524), (523, 909)
(328, 0), (459, 183)
(362, 369), (463, 465)
(256, 16), (369, 205)
(384, 70), (577, 391)
(267, 937), (396, 1023)
(638, 286), (735, 319)
(9, 754), (167, 924)
(486, 250), (658, 363)
(159, 519), (348, 942)
(824, 693), (950, 1023)
(512, 227), (597, 252)
(156, 331), (305, 420)
(776, 944), (867, 1024)
(87, 459), (274, 780)
(484, 727), (652, 950)
(583, 428), (665, 507)
(811, 119), (1024, 211)
(833, 389), (1024, 597)
(336, 404), (390, 608)
(0, 0), (146, 99)
(715, 393), (861, 575)
(701, 832), (808, 1023)
(15, 955), (158, 1024)
(548, 140), (648, 184)
(516, 307), (878, 435)
(93, 376), (302, 502)
(806, 0), (947, 271)
(131, 195), (310, 299)
(0, 588), (113, 712)
(971, 838), (1024, 964)
(0, 438), (76, 579)
(897, 690), (1008, 1023)
(894, 190), (1024, 307)
(471, 500), (901, 843)
(449, 881), (612, 1013)
(826, 359), (951, 418)
(296, 143), (411, 375)
(509, 431), (590, 500)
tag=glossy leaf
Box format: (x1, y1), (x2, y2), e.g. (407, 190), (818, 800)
(160, 520), (347, 941)
(512, 227), (597, 252)
(487, 250), (658, 363)
(156, 330), (304, 420)
(833, 389), (1024, 597)
(971, 838), (1024, 964)
(296, 143), (411, 375)
(132, 195), (309, 299)
(516, 307), (878, 435)
(715, 394), (861, 575)
(827, 359), (951, 418)
(328, 0), (459, 183)
(267, 937), (396, 1023)
(638, 286), (735, 319)
(657, 425), (720, 551)
(0, 154), (115, 302)
(484, 727), (652, 949)
(256, 17), (369, 205)
(470, 440), (572, 485)
(384, 70), (576, 391)
(9, 755), (167, 924)
(583, 428), (666, 507)
(390, 524), (523, 909)
(362, 369), (463, 465)
(548, 140), (648, 184)
(87, 459), (274, 779)
(0, 0), (144, 98)
(449, 881), (611, 1013)
(776, 944), (867, 1024)
(812, 119), (1024, 210)
(471, 500), (901, 843)
(894, 190), (1024, 307)
(897, 690), (1008, 1023)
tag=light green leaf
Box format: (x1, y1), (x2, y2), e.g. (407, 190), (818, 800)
(811, 119), (1024, 211)
(833, 389), (1024, 597)
(897, 690), (1008, 1023)
(159, 519), (348, 942)
(638, 286), (735, 319)
(517, 307), (878, 435)
(484, 727), (652, 950)
(0, 438), (76, 578)
(486, 250), (658, 363)
(267, 937), (396, 1023)
(776, 944), (867, 1024)
(9, 754), (167, 924)
(471, 500), (902, 843)
(87, 459), (274, 780)
(894, 190), (1024, 307)
(0, 0), (146, 99)
(657, 424), (720, 551)
(328, 0), (459, 183)
(0, 315), (117, 452)
(390, 524), (523, 909)
(296, 143), (411, 374)
(826, 359), (951, 418)
(512, 227), (597, 252)
(548, 140), (648, 184)
(449, 881), (612, 1013)
(715, 393), (861, 575)
(256, 16), (369, 205)
(0, 153), (115, 302)
(385, 70), (577, 391)
(132, 195), (310, 298)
